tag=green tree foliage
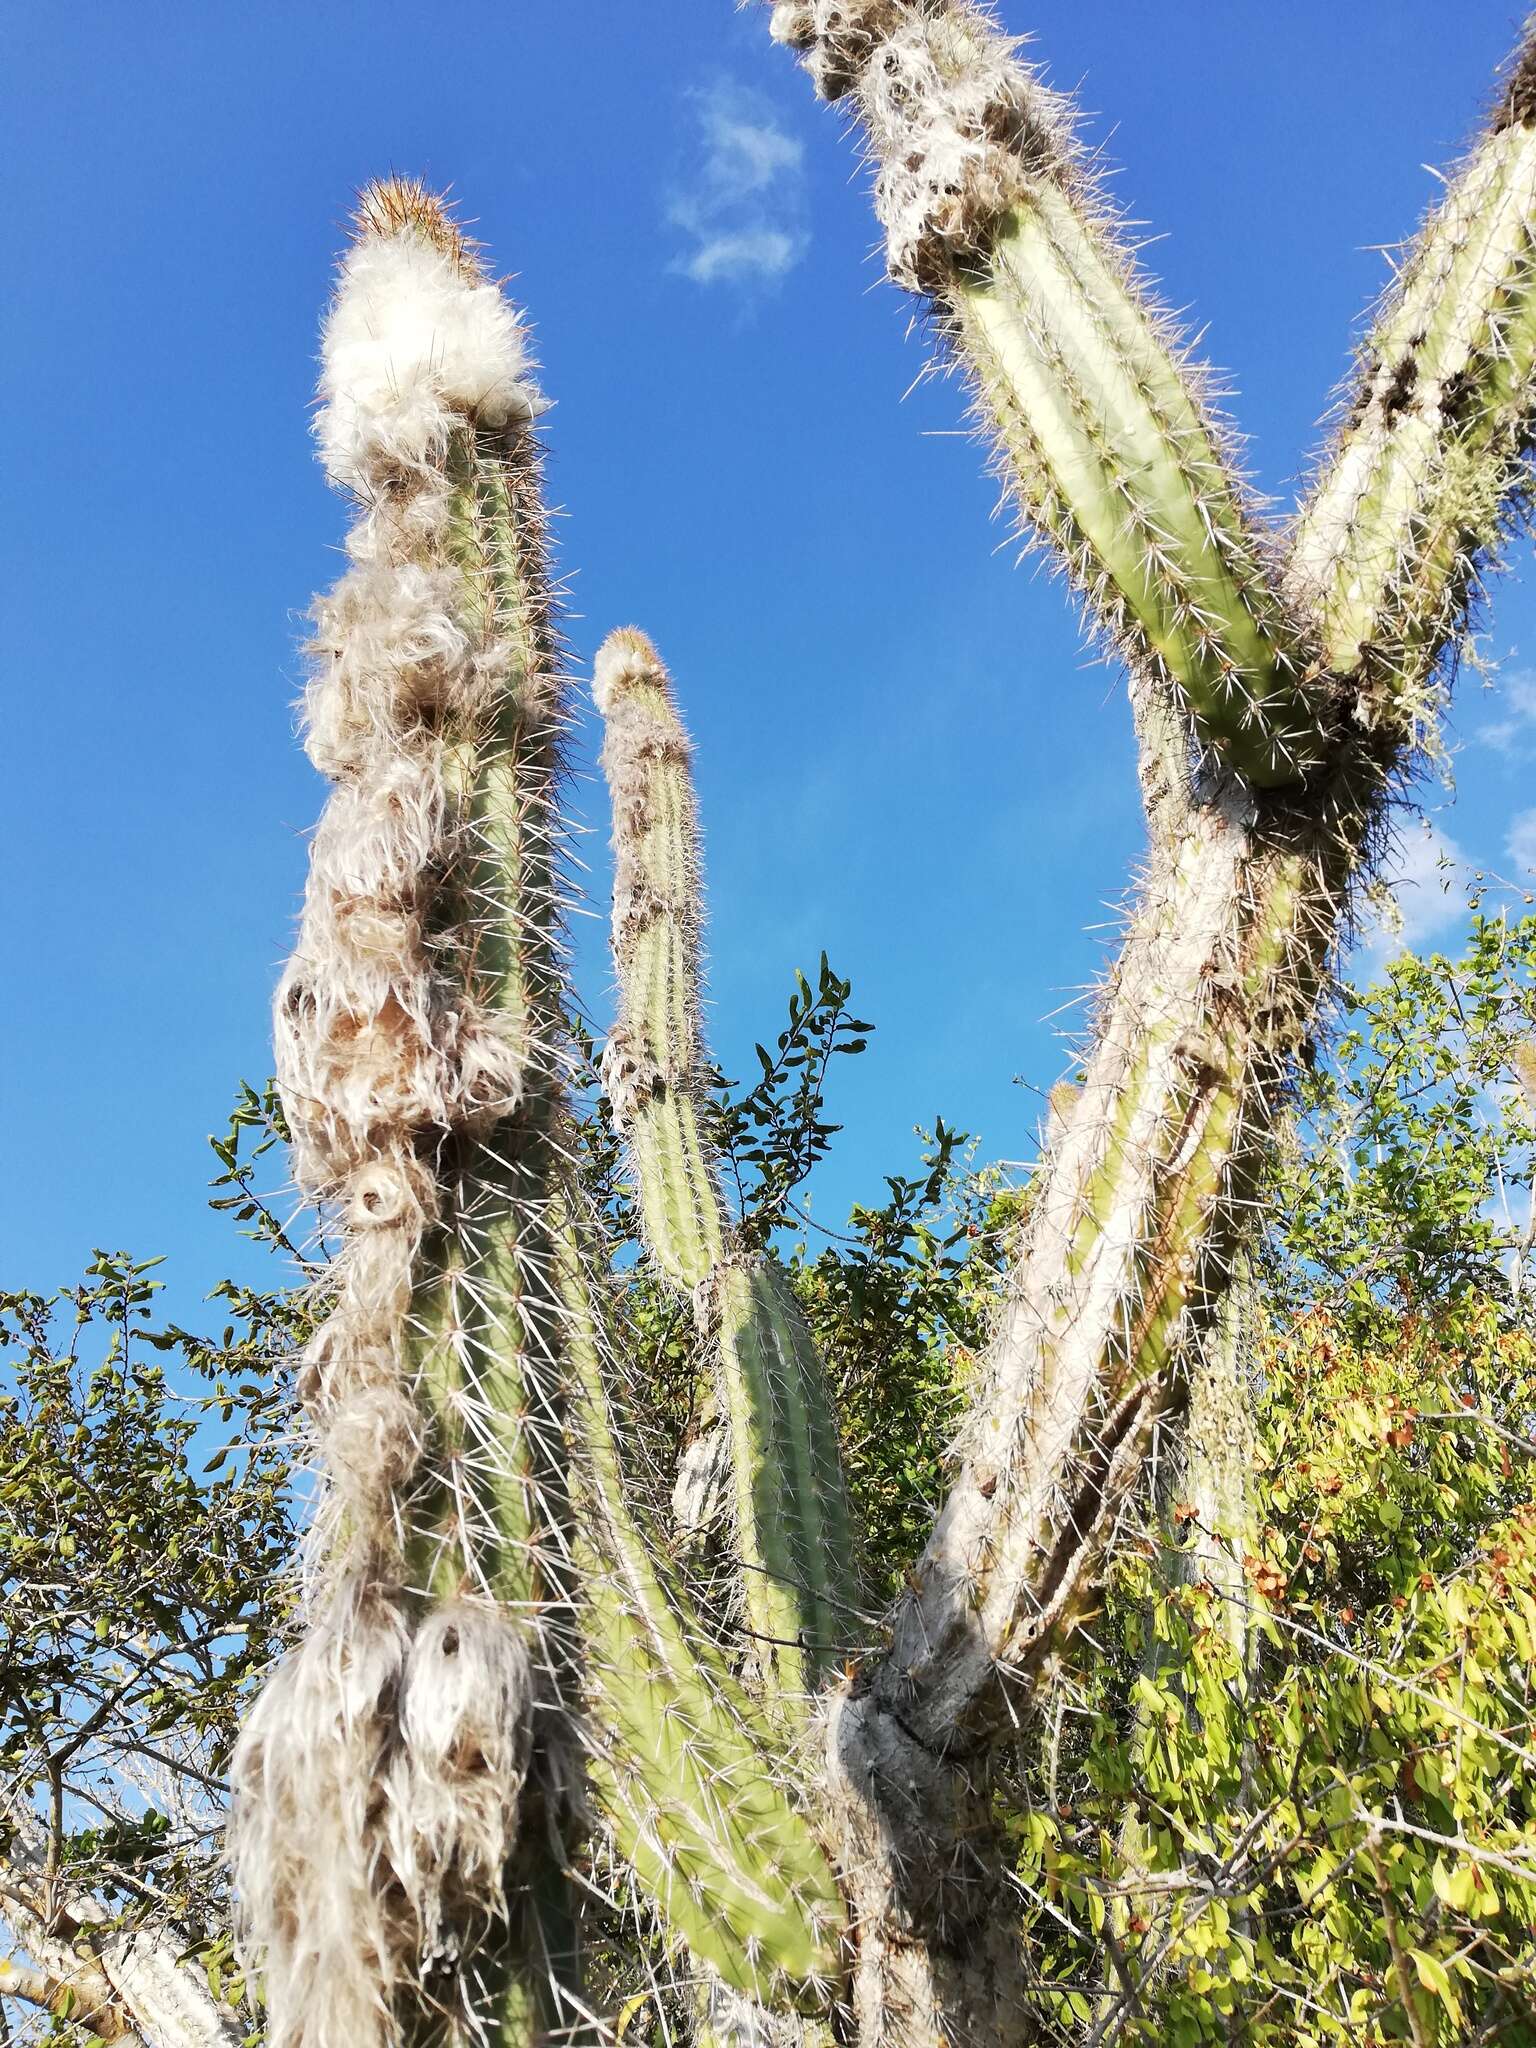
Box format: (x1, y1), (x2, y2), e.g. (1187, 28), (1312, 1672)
(0, 1090), (300, 2039)
(8, 907), (1532, 2043)
(1007, 905), (1536, 2045)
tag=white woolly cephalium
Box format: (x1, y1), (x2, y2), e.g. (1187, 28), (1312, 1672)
(230, 1593), (536, 2048)
(303, 562), (472, 778)
(317, 229), (541, 494)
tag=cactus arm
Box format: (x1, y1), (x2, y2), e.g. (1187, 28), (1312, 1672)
(766, 1), (1323, 787)
(595, 630), (725, 1292)
(1289, 44), (1536, 698)
(547, 1190), (846, 2007)
(594, 630), (859, 1707)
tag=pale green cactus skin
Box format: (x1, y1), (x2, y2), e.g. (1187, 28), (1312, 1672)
(594, 629), (858, 1712)
(952, 208), (1322, 787)
(549, 1190), (846, 2003)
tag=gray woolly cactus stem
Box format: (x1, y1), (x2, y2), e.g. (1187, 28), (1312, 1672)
(594, 629), (858, 1712)
(231, 180), (580, 2048)
(765, 0), (1325, 789)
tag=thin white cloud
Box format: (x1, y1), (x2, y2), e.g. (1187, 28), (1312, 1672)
(1473, 667), (1536, 755)
(1508, 806), (1536, 874)
(1352, 819), (1467, 975)
(669, 83), (807, 289)
(678, 227), (798, 285)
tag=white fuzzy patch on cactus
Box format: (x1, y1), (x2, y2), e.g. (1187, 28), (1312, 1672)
(592, 624), (665, 715)
(392, 1602), (537, 1951)
(318, 230), (540, 492)
(766, 1), (1069, 289)
(230, 1592), (535, 2048)
(230, 1593), (414, 2048)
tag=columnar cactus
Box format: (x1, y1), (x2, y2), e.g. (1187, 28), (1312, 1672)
(594, 627), (858, 1713)
(233, 14), (1536, 2048)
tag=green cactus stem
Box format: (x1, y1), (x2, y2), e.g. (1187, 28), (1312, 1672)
(594, 629), (858, 1710)
(766, 0), (1325, 789)
(770, 0), (1536, 1754)
(548, 1188), (847, 2006)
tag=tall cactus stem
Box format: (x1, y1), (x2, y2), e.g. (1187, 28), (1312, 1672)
(595, 628), (725, 1292)
(594, 630), (859, 1710)
(230, 181), (582, 2048)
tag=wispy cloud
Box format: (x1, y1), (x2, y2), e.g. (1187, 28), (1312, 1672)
(1508, 807), (1536, 874)
(1472, 667), (1536, 755)
(668, 83), (807, 289)
(1352, 819), (1467, 975)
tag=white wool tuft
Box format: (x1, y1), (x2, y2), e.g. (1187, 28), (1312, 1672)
(318, 231), (541, 492)
(229, 1592), (413, 2048)
(323, 1382), (422, 1504)
(592, 627), (663, 716)
(305, 562), (472, 778)
(390, 1603), (536, 1953)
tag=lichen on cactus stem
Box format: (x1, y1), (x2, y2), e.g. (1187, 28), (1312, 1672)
(767, 0), (1326, 789)
(594, 628), (858, 1712)
(230, 180), (582, 2048)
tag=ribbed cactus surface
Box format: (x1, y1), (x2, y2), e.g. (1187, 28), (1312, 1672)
(594, 629), (858, 1714)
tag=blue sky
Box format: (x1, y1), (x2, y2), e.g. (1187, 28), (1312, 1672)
(5, 3), (1535, 1319)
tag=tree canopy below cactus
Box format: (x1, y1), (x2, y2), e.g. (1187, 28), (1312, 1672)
(4, 915), (1536, 2044)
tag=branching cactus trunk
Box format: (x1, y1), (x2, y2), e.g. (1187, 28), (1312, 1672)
(231, 14), (1536, 2048)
